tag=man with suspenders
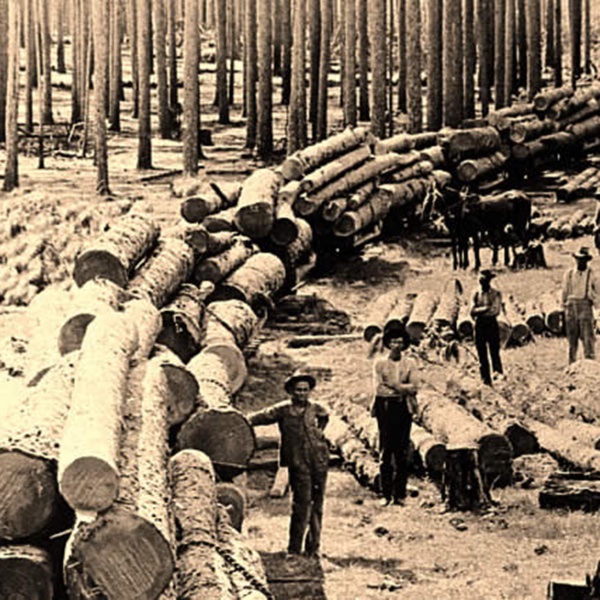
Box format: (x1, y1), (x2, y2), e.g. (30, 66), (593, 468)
(562, 246), (598, 364)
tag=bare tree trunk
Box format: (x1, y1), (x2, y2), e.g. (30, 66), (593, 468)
(137, 0), (152, 168)
(126, 0), (139, 117)
(57, 0), (66, 73)
(406, 0), (421, 132)
(183, 0), (200, 173)
(273, 0), (282, 76)
(504, 0), (515, 105)
(281, 0), (291, 104)
(569, 0), (582, 87)
(108, 0), (122, 132)
(477, 0), (492, 116)
(309, 0), (321, 136)
(167, 0), (178, 114)
(245, 0), (257, 148)
(228, 0), (236, 105)
(494, 0), (506, 108)
(517, 0), (527, 88)
(545, 0), (555, 67)
(215, 0), (229, 122)
(583, 0), (590, 74)
(527, 0), (541, 98)
(427, 0), (442, 130)
(93, 0), (110, 194)
(256, 0), (273, 159)
(357, 0), (369, 120)
(0, 0), (7, 143)
(287, 0), (306, 152)
(316, 0), (331, 140)
(369, 0), (386, 137)
(25, 0), (35, 131)
(4, 0), (21, 192)
(343, 0), (357, 127)
(154, 0), (171, 137)
(39, 0), (53, 124)
(464, 0), (475, 118)
(443, 0), (463, 125)
(397, 0), (406, 112)
(555, 0), (563, 86)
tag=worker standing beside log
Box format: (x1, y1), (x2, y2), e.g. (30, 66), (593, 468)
(470, 269), (504, 386)
(561, 246), (598, 364)
(247, 371), (329, 558)
(370, 330), (419, 507)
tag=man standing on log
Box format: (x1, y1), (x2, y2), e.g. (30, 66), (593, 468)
(371, 330), (419, 507)
(470, 269), (504, 386)
(562, 246), (598, 364)
(248, 371), (329, 557)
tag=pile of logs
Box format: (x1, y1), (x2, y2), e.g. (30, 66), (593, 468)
(531, 207), (596, 240)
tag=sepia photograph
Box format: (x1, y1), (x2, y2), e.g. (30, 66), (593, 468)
(0, 0), (599, 597)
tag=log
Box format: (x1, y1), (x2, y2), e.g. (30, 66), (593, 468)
(417, 388), (513, 488)
(322, 197), (349, 222)
(541, 294), (565, 335)
(216, 483), (246, 532)
(271, 219), (315, 289)
(557, 418), (600, 451)
(129, 237), (195, 309)
(539, 471), (600, 512)
(406, 291), (439, 341)
(206, 231), (239, 256)
(508, 118), (557, 143)
(497, 310), (513, 348)
(524, 301), (546, 335)
(441, 126), (501, 162)
(73, 213), (160, 288)
(180, 188), (238, 223)
(166, 223), (212, 255)
(0, 545), (53, 599)
(384, 292), (417, 335)
(203, 206), (238, 233)
(332, 191), (391, 237)
(442, 446), (491, 511)
(58, 279), (128, 356)
(157, 282), (214, 363)
(532, 84), (574, 112)
(0, 354), (78, 541)
(346, 181), (377, 211)
(235, 168), (281, 239)
(281, 126), (372, 180)
(411, 423), (447, 481)
(362, 289), (402, 341)
(169, 450), (235, 599)
(456, 151), (507, 183)
(456, 302), (474, 339)
(298, 145), (372, 193)
(503, 296), (531, 346)
(210, 181), (243, 206)
(194, 237), (257, 285)
(377, 176), (437, 211)
(511, 131), (577, 162)
(58, 311), (138, 512)
(556, 166), (599, 201)
(557, 98), (600, 129)
(386, 160), (434, 184)
(374, 131), (439, 155)
(566, 115), (600, 141)
(432, 278), (463, 330)
(420, 145), (447, 168)
(270, 199), (299, 246)
(278, 180), (303, 206)
(171, 175), (212, 199)
(486, 102), (535, 130)
(178, 353), (255, 478)
(211, 252), (287, 312)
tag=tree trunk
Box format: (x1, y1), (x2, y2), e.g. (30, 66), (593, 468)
(554, 0), (563, 86)
(137, 0), (152, 168)
(443, 447), (491, 511)
(127, 0), (139, 117)
(569, 0), (582, 87)
(286, 0), (306, 152)
(308, 0), (321, 136)
(517, 0), (527, 87)
(178, 353), (256, 477)
(374, 130), (438, 154)
(315, 0), (331, 141)
(432, 278), (463, 329)
(342, 0), (356, 127)
(154, 0), (171, 137)
(369, 0), (386, 137)
(504, 0), (515, 105)
(167, 0), (178, 115)
(216, 0), (229, 123)
(0, 0), (8, 143)
(39, 0), (53, 124)
(0, 545), (53, 599)
(357, 0), (369, 120)
(406, 0), (422, 133)
(332, 191), (391, 236)
(3, 0), (20, 192)
(406, 291), (439, 341)
(443, 0), (463, 125)
(411, 423), (447, 481)
(73, 213), (160, 288)
(494, 0), (506, 108)
(270, 200), (300, 246)
(463, 0), (475, 118)
(477, 0), (492, 116)
(545, 0), (555, 67)
(108, 0), (122, 132)
(183, 0), (200, 174)
(180, 191), (237, 223)
(273, 0), (282, 76)
(281, 0), (292, 104)
(526, 0), (542, 98)
(427, 0), (443, 129)
(583, 0), (590, 74)
(193, 237), (257, 284)
(397, 0), (406, 112)
(256, 0), (273, 159)
(56, 0), (66, 73)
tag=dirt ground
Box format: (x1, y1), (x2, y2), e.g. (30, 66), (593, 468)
(2, 29), (600, 600)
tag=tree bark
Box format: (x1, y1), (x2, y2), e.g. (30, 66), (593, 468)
(286, 0), (306, 152)
(343, 0), (357, 127)
(108, 0), (122, 132)
(39, 0), (53, 124)
(203, 206), (239, 232)
(464, 0), (476, 118)
(183, 0), (200, 174)
(216, 0), (230, 123)
(406, 290), (439, 341)
(406, 0), (422, 133)
(494, 0), (506, 108)
(3, 0), (20, 192)
(526, 0), (542, 98)
(504, 0), (515, 105)
(0, 0), (8, 143)
(442, 126), (502, 162)
(193, 237), (257, 284)
(137, 0), (152, 168)
(308, 0), (321, 135)
(583, 0), (590, 74)
(517, 0), (527, 87)
(427, 0), (443, 129)
(256, 0), (273, 159)
(443, 0), (463, 125)
(56, 0), (66, 73)
(540, 471), (600, 512)
(397, 0), (406, 112)
(477, 0), (492, 116)
(369, 0), (386, 137)
(384, 292), (416, 334)
(127, 0), (140, 117)
(357, 0), (369, 120)
(281, 0), (292, 104)
(167, 0), (178, 115)
(315, 0), (331, 141)
(569, 0), (582, 87)
(456, 151), (507, 183)
(546, 0), (555, 67)
(154, 0), (171, 137)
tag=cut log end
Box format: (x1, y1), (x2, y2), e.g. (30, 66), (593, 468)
(234, 206), (275, 240)
(201, 344), (248, 394)
(0, 545), (53, 600)
(60, 457), (119, 512)
(270, 219), (300, 246)
(0, 451), (58, 540)
(73, 250), (128, 289)
(58, 314), (96, 356)
(162, 364), (199, 426)
(65, 508), (174, 599)
(216, 482), (246, 532)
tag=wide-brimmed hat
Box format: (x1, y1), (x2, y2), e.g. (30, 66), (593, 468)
(382, 328), (410, 350)
(479, 269), (496, 280)
(573, 246), (593, 261)
(284, 370), (316, 394)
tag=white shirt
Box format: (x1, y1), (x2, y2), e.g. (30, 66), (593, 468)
(561, 267), (598, 305)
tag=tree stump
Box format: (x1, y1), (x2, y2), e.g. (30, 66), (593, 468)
(442, 446), (491, 511)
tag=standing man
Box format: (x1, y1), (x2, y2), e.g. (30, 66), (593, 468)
(248, 371), (329, 557)
(562, 246), (598, 363)
(470, 269), (504, 386)
(371, 330), (419, 507)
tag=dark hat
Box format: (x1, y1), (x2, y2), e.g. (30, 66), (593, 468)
(479, 269), (496, 280)
(284, 370), (316, 394)
(382, 328), (409, 350)
(573, 246), (593, 261)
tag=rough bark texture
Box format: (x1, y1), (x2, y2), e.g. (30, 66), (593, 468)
(442, 447), (491, 511)
(181, 191), (236, 224)
(137, 0), (153, 168)
(442, 127), (502, 162)
(526, 0), (542, 98)
(0, 0), (8, 143)
(477, 0), (492, 115)
(443, 0), (463, 125)
(569, 0), (582, 87)
(503, 0), (515, 106)
(457, 152), (507, 183)
(342, 0), (356, 127)
(406, 0), (422, 133)
(193, 237), (257, 284)
(315, 0), (331, 141)
(3, 0), (20, 192)
(368, 0), (386, 137)
(540, 471), (600, 512)
(286, 0), (306, 152)
(203, 207), (239, 233)
(256, 0), (273, 159)
(494, 0), (506, 108)
(234, 169), (281, 239)
(183, 0), (200, 174)
(406, 291), (439, 341)
(0, 545), (53, 599)
(73, 213), (160, 288)
(411, 423), (446, 481)
(362, 289), (402, 341)
(427, 0), (443, 130)
(357, 0), (369, 121)
(155, 0), (171, 138)
(216, 0), (230, 124)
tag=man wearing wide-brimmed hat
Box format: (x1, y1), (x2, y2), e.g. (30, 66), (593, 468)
(371, 329), (419, 507)
(470, 268), (504, 386)
(248, 370), (329, 557)
(562, 246), (598, 363)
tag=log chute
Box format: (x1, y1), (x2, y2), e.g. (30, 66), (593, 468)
(73, 213), (160, 288)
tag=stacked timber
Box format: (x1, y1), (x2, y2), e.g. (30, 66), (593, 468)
(556, 166), (600, 202)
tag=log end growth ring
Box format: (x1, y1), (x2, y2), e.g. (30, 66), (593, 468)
(0, 451), (58, 541)
(201, 344), (248, 393)
(234, 206), (275, 240)
(60, 457), (119, 512)
(58, 314), (96, 356)
(64, 508), (174, 599)
(162, 364), (200, 426)
(73, 250), (128, 289)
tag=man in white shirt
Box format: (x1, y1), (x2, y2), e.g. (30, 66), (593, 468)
(562, 246), (598, 363)
(371, 330), (419, 507)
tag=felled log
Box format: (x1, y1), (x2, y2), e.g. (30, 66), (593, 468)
(524, 301), (546, 335)
(384, 293), (417, 335)
(0, 354), (78, 541)
(511, 131), (578, 162)
(362, 289), (402, 341)
(271, 218), (314, 289)
(346, 181), (377, 211)
(406, 291), (439, 341)
(58, 311), (138, 512)
(73, 213), (160, 288)
(456, 151), (507, 183)
(332, 191), (391, 237)
(178, 353), (256, 477)
(270, 199), (299, 246)
(278, 180), (302, 206)
(508, 118), (557, 144)
(442, 446), (491, 511)
(374, 131), (439, 155)
(556, 166), (599, 202)
(129, 237), (195, 309)
(180, 188), (238, 224)
(378, 174), (444, 212)
(420, 145), (447, 168)
(281, 126), (372, 180)
(541, 294), (565, 335)
(0, 545), (53, 599)
(203, 206), (238, 233)
(210, 181), (243, 206)
(532, 84), (574, 112)
(456, 303), (474, 339)
(566, 115), (600, 141)
(539, 471), (600, 512)
(442, 126), (501, 162)
(557, 418), (600, 451)
(411, 423), (447, 481)
(497, 310), (513, 348)
(206, 231), (238, 256)
(203, 299), (258, 392)
(235, 169), (281, 239)
(215, 483), (246, 532)
(193, 237), (257, 284)
(557, 98), (600, 128)
(211, 252), (286, 313)
(547, 574), (600, 599)
(432, 278), (463, 330)
(322, 196), (349, 222)
(156, 282), (213, 363)
(486, 102), (535, 130)
(171, 175), (212, 199)
(298, 145), (372, 193)
(417, 388), (513, 488)
(386, 159), (434, 184)
(504, 296), (530, 346)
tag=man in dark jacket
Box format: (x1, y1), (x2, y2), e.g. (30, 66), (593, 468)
(248, 371), (329, 557)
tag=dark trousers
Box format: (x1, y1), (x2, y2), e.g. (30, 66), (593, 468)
(374, 397), (412, 501)
(475, 316), (503, 385)
(288, 466), (327, 555)
(565, 299), (595, 364)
